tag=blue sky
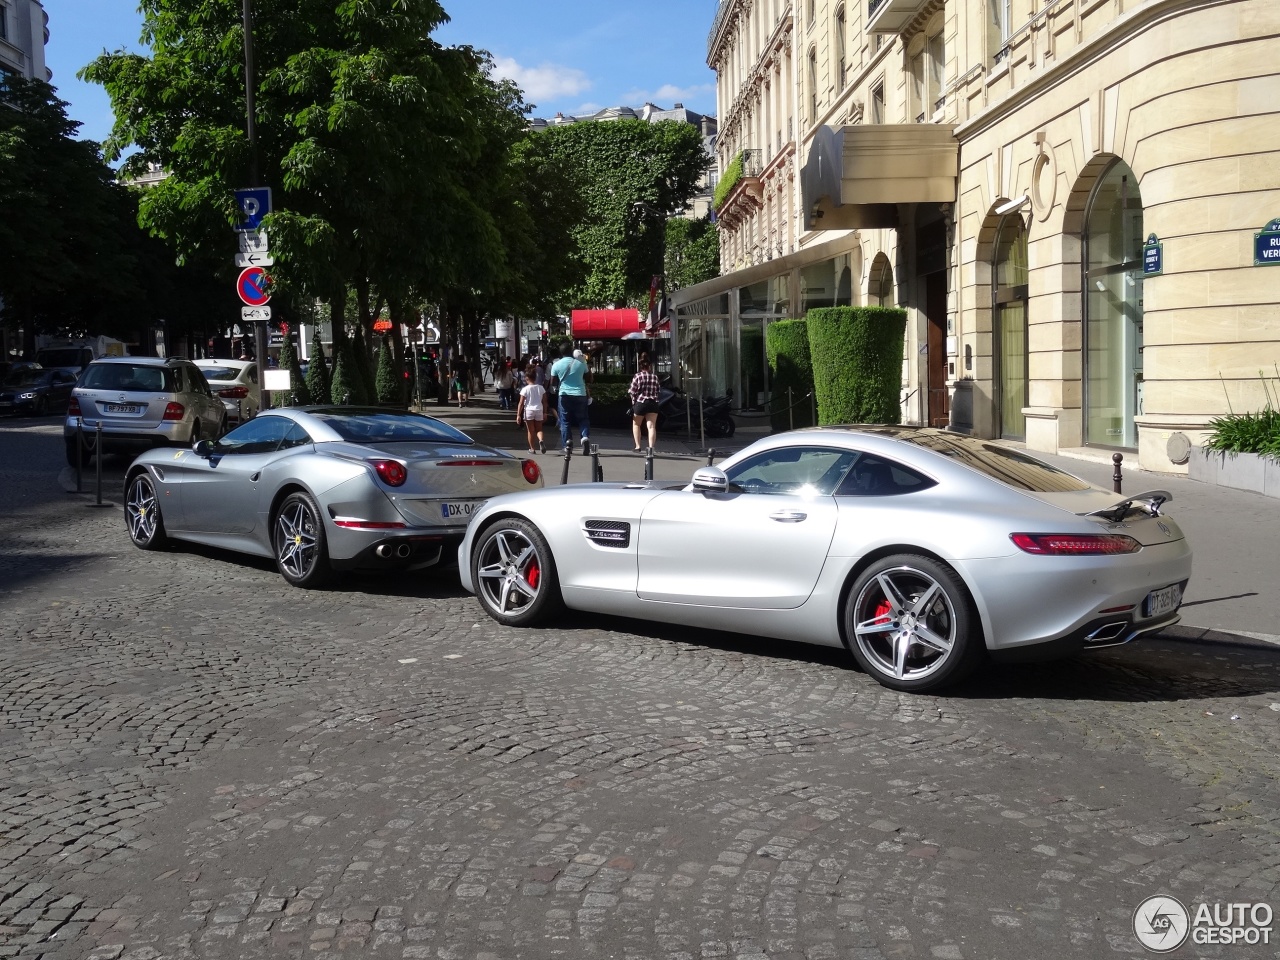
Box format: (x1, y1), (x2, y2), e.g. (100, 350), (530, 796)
(45, 0), (720, 144)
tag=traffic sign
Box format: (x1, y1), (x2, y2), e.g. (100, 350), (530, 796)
(235, 251), (275, 268)
(237, 229), (268, 253)
(234, 187), (272, 232)
(241, 306), (271, 322)
(1254, 218), (1280, 266)
(237, 267), (271, 307)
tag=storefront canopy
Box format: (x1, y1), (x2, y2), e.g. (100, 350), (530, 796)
(570, 309), (644, 339)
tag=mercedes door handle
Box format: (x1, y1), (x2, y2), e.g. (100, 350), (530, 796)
(769, 510), (807, 522)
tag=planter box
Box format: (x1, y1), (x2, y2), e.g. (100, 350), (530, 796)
(1189, 448), (1280, 498)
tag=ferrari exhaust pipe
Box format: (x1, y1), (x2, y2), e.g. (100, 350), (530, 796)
(395, 543), (411, 559)
(376, 544), (394, 559)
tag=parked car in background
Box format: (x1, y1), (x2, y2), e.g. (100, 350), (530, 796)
(0, 366), (77, 416)
(34, 336), (129, 377)
(122, 407), (545, 588)
(64, 357), (226, 466)
(459, 426), (1192, 693)
(196, 359), (260, 426)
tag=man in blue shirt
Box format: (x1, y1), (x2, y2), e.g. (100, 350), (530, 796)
(549, 344), (590, 453)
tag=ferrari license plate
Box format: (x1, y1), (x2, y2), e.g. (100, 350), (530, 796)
(103, 403), (141, 414)
(1144, 582), (1182, 619)
(440, 500), (482, 520)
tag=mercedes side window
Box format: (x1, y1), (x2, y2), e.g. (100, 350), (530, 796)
(216, 415), (289, 455)
(725, 447), (858, 496)
(835, 454), (937, 497)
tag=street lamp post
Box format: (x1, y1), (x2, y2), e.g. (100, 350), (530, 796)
(241, 0), (271, 405)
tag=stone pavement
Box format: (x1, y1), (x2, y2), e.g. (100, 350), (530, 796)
(2, 410), (1280, 960)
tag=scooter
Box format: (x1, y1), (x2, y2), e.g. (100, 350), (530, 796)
(658, 386), (736, 438)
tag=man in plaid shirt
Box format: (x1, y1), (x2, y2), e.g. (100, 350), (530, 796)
(628, 354), (662, 453)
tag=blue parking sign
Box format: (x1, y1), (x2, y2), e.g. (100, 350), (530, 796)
(234, 187), (273, 232)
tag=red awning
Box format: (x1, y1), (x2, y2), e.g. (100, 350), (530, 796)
(570, 309), (643, 339)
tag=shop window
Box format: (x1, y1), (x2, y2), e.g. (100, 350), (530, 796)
(1083, 160), (1144, 449)
(993, 212), (1028, 440)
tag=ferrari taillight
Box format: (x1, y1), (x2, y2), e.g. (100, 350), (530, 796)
(372, 459), (407, 487)
(1010, 533), (1141, 555)
(522, 459), (541, 484)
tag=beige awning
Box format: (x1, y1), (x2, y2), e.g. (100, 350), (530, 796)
(801, 124), (958, 231)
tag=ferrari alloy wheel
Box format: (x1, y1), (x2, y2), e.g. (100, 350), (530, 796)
(274, 491), (331, 588)
(844, 555), (981, 692)
(472, 518), (562, 627)
(125, 472), (168, 551)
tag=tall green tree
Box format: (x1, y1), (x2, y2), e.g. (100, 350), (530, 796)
(538, 119), (709, 307)
(665, 215), (720, 292)
(304, 326), (330, 404)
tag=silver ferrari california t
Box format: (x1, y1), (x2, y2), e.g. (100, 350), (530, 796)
(459, 427), (1192, 692)
(124, 407), (543, 587)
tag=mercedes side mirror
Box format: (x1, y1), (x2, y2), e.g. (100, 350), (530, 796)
(193, 439), (215, 458)
(691, 465), (728, 493)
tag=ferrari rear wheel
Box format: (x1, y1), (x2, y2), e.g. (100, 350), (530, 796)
(844, 555), (981, 692)
(472, 518), (562, 627)
(125, 472), (168, 550)
(274, 491), (331, 588)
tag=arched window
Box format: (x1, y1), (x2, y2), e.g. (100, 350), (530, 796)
(868, 253), (894, 306)
(993, 212), (1028, 440)
(835, 6), (848, 91)
(1083, 160), (1144, 448)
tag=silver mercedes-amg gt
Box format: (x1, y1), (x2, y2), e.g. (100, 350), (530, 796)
(459, 426), (1192, 692)
(124, 407), (543, 587)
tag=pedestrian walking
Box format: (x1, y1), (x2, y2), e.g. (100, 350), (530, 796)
(495, 360), (515, 410)
(628, 352), (661, 453)
(451, 357), (470, 407)
(516, 368), (549, 454)
(549, 343), (590, 453)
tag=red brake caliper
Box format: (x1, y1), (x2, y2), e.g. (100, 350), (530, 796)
(526, 562), (540, 589)
(871, 600), (893, 624)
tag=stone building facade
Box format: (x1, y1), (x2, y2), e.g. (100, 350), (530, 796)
(0, 0), (48, 82)
(676, 0), (1280, 472)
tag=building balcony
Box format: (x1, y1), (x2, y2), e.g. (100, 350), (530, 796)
(801, 124), (957, 231)
(866, 0), (929, 34)
(713, 149), (765, 228)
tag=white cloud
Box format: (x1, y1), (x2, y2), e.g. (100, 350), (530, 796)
(490, 57), (591, 103)
(621, 83), (717, 107)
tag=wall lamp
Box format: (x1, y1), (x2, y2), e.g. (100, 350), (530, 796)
(994, 194), (1030, 216)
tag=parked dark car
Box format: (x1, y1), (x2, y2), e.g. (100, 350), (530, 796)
(0, 366), (77, 417)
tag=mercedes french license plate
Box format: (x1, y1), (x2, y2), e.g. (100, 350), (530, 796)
(103, 403), (141, 414)
(1144, 582), (1182, 619)
(440, 500), (481, 520)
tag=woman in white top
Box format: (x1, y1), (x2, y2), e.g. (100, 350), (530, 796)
(516, 367), (548, 454)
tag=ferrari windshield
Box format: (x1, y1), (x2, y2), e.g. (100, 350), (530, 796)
(311, 410), (473, 445)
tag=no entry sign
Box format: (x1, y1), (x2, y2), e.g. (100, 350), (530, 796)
(237, 267), (271, 306)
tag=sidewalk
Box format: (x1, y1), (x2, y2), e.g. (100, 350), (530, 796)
(424, 393), (1280, 645)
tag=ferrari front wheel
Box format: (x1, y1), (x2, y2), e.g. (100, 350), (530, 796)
(125, 472), (168, 550)
(472, 518), (562, 627)
(844, 555), (981, 692)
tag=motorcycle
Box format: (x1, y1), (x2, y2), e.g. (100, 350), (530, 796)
(657, 385), (736, 438)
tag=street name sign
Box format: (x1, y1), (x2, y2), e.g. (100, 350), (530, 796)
(241, 306), (271, 322)
(1142, 233), (1163, 276)
(234, 187), (273, 232)
(237, 267), (271, 307)
(1254, 218), (1280, 266)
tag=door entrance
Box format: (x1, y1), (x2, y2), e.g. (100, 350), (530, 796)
(925, 271), (949, 427)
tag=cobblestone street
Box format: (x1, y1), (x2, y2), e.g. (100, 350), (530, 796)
(2, 418), (1279, 960)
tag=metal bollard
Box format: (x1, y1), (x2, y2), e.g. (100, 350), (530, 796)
(644, 448), (655, 481)
(707, 448), (717, 467)
(75, 417), (83, 493)
(1112, 452), (1124, 494)
(590, 444), (603, 483)
(560, 443), (572, 486)
(788, 387), (794, 431)
(87, 421), (111, 508)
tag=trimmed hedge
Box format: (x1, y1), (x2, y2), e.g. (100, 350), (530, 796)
(305, 328), (331, 405)
(375, 337), (401, 405)
(807, 306), (908, 425)
(765, 319), (813, 432)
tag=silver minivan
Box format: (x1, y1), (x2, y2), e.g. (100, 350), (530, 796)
(64, 357), (227, 466)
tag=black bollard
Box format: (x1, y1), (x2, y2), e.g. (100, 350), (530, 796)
(706, 448), (717, 467)
(87, 421), (111, 508)
(644, 448), (654, 481)
(589, 444), (602, 483)
(1112, 452), (1123, 494)
(560, 443), (572, 486)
